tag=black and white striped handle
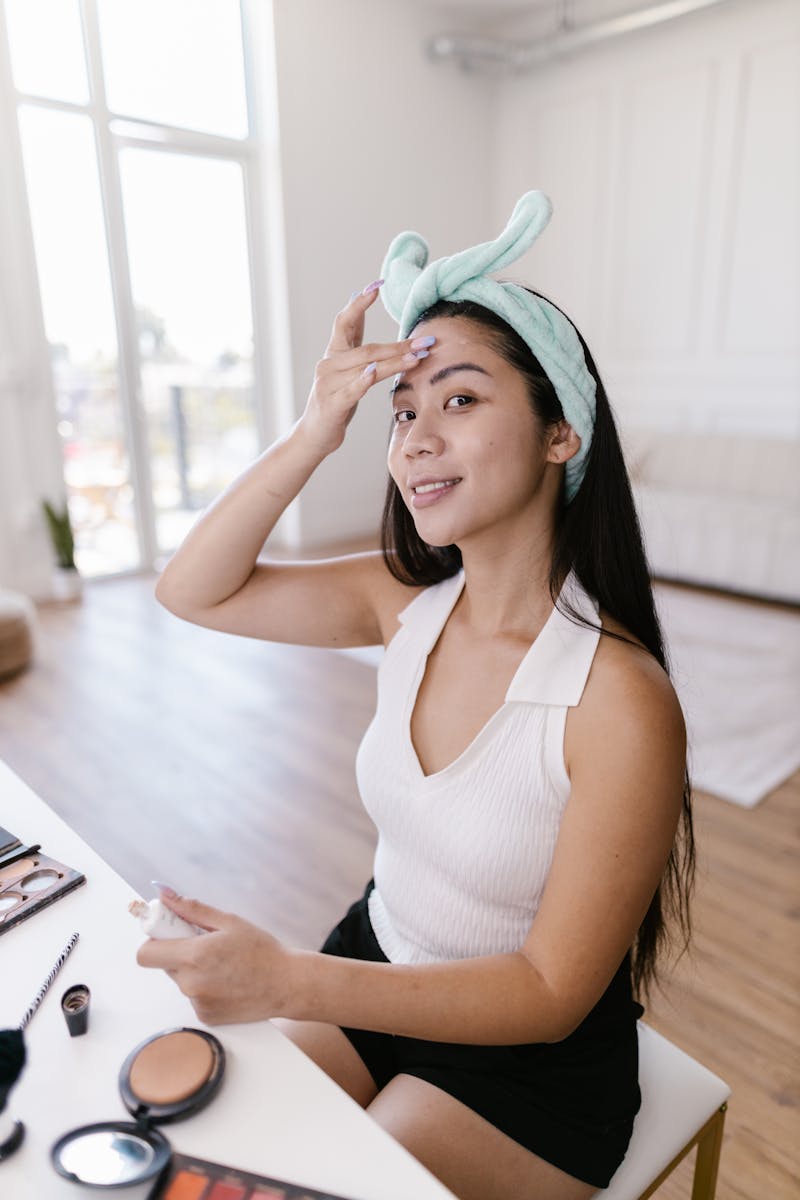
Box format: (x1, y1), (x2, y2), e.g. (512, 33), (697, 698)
(18, 932), (80, 1030)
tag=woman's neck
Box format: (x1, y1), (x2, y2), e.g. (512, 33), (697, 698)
(455, 527), (559, 639)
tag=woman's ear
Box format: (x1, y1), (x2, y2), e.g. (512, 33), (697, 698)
(546, 420), (581, 465)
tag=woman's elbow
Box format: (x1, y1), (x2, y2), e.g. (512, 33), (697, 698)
(154, 572), (187, 617)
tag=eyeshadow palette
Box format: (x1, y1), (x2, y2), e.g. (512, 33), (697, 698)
(0, 844), (85, 935)
(149, 1153), (355, 1200)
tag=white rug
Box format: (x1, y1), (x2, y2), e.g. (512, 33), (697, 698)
(654, 583), (800, 807)
(341, 584), (800, 808)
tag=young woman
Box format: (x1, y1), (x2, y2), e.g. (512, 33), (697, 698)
(139, 193), (694, 1200)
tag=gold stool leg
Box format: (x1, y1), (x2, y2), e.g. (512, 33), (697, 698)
(691, 1103), (728, 1200)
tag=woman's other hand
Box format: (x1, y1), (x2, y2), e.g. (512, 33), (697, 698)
(136, 892), (295, 1025)
(299, 280), (435, 456)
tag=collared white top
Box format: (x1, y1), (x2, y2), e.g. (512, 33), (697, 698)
(356, 568), (602, 964)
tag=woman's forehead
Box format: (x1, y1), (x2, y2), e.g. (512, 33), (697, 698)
(391, 333), (513, 398)
(411, 315), (497, 351)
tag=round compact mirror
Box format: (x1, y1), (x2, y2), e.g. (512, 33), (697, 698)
(51, 1122), (170, 1187)
(50, 1028), (225, 1188)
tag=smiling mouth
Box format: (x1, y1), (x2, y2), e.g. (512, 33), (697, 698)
(412, 478), (462, 494)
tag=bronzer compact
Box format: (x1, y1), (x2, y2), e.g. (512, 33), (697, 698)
(51, 1027), (225, 1188)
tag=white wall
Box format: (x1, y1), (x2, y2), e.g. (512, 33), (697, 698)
(486, 0), (800, 437)
(269, 0), (496, 548)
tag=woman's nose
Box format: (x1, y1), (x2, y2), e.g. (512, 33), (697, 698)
(403, 415), (444, 457)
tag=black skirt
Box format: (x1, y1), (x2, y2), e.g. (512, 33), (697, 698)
(320, 880), (644, 1189)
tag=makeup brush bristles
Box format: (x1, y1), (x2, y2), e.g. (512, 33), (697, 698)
(18, 932), (80, 1030)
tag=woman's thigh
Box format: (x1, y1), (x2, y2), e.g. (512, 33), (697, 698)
(271, 1017), (379, 1109)
(367, 1074), (597, 1200)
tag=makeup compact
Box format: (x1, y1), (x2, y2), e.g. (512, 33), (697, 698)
(0, 837), (85, 935)
(51, 1028), (225, 1188)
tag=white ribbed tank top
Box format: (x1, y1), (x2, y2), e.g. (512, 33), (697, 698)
(356, 568), (602, 965)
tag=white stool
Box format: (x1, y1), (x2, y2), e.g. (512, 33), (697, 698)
(604, 1023), (730, 1199)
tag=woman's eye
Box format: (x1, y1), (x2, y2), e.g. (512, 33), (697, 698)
(445, 394), (474, 409)
(392, 409), (415, 424)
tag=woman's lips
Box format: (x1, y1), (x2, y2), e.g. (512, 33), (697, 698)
(409, 478), (461, 509)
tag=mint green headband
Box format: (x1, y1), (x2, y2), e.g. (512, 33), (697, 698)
(378, 190), (596, 503)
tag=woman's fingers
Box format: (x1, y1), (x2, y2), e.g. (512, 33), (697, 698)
(300, 281), (436, 455)
(327, 280), (383, 353)
(355, 349), (429, 389)
(325, 278), (437, 378)
(301, 346), (430, 456)
(317, 348), (429, 411)
(323, 333), (434, 375)
(159, 892), (229, 932)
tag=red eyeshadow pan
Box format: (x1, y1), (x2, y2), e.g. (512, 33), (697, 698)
(152, 1153), (348, 1200)
(164, 1171), (210, 1200)
(206, 1183), (246, 1200)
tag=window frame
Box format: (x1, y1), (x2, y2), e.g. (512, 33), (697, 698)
(1, 0), (277, 575)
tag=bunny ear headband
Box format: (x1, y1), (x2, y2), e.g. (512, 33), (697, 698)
(378, 190), (596, 503)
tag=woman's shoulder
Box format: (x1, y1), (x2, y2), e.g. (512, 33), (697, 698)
(563, 607), (687, 823)
(575, 607), (686, 751)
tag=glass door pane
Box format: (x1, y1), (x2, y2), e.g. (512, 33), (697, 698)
(4, 0), (89, 103)
(97, 0), (248, 138)
(118, 148), (257, 555)
(17, 105), (139, 577)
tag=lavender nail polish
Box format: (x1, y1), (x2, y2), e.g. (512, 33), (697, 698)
(362, 279), (384, 295)
(151, 879), (178, 897)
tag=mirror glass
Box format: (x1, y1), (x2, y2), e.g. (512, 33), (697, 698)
(57, 1128), (155, 1185)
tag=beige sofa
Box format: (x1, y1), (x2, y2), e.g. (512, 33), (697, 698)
(621, 429), (800, 605)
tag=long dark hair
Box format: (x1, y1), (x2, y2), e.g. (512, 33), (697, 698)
(380, 293), (695, 999)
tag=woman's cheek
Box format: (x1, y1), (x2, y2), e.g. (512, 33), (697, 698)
(387, 435), (405, 486)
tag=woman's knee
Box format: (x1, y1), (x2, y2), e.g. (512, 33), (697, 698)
(271, 1017), (378, 1108)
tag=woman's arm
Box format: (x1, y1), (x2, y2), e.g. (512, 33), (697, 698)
(138, 648), (686, 1043)
(154, 285), (430, 648)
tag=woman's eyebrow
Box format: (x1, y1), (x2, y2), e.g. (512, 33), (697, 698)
(389, 362), (492, 398)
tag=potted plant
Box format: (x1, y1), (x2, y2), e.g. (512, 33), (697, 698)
(42, 499), (82, 601)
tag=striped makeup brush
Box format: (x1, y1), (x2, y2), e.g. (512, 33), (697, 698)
(0, 932), (80, 1160)
(18, 931), (80, 1029)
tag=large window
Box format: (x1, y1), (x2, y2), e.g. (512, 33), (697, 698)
(3, 0), (262, 576)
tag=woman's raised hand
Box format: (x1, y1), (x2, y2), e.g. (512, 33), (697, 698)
(299, 280), (434, 456)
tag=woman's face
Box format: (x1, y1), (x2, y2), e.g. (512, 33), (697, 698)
(387, 316), (556, 551)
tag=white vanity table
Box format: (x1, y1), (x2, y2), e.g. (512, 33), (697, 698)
(0, 759), (455, 1200)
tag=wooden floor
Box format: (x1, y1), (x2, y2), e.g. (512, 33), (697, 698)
(0, 572), (798, 1199)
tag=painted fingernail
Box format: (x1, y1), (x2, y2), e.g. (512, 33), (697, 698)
(152, 880), (178, 897)
(410, 335), (436, 349)
(413, 349), (430, 359)
(362, 279), (384, 295)
(363, 361), (378, 375)
(349, 290), (360, 302)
